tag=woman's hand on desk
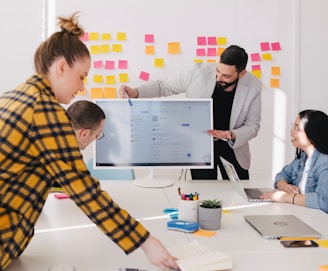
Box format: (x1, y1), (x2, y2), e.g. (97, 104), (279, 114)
(141, 235), (180, 270)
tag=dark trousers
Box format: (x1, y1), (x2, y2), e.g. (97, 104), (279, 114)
(191, 140), (249, 180)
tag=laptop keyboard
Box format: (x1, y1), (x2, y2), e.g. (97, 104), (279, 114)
(245, 188), (263, 199)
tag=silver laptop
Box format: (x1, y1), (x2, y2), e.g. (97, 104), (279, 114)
(220, 156), (273, 202)
(244, 215), (321, 239)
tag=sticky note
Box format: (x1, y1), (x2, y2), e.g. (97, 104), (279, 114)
(90, 88), (103, 98)
(207, 59), (217, 63)
(196, 48), (206, 57)
(270, 78), (280, 88)
(252, 65), (261, 71)
(168, 42), (180, 54)
(104, 87), (117, 98)
(101, 33), (111, 41)
(252, 70), (261, 79)
(105, 61), (115, 70)
(139, 71), (150, 81)
(90, 45), (100, 54)
(262, 53), (272, 60)
(154, 58), (164, 68)
(93, 75), (103, 83)
(145, 45), (155, 55)
(251, 53), (261, 62)
(194, 59), (204, 63)
(89, 32), (99, 41)
(271, 42), (281, 51)
(192, 229), (216, 238)
(145, 34), (154, 43)
(271, 66), (281, 76)
(54, 193), (69, 199)
(106, 75), (116, 85)
(197, 36), (206, 46)
(217, 37), (227, 45)
(80, 32), (89, 41)
(100, 44), (110, 53)
(116, 32), (126, 41)
(112, 44), (122, 52)
(119, 73), (129, 83)
(260, 42), (270, 51)
(318, 265), (328, 271)
(207, 36), (217, 45)
(207, 48), (217, 57)
(217, 47), (225, 56)
(316, 240), (328, 248)
(118, 60), (128, 69)
(93, 60), (103, 69)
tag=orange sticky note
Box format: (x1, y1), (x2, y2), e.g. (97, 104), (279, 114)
(270, 78), (280, 88)
(90, 88), (103, 98)
(145, 45), (155, 55)
(104, 87), (117, 98)
(168, 42), (180, 54)
(217, 47), (225, 56)
(271, 66), (281, 76)
(318, 265), (328, 271)
(192, 229), (216, 238)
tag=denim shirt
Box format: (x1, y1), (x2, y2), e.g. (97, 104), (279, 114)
(274, 150), (328, 213)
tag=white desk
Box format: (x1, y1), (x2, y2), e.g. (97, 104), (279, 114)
(6, 180), (328, 271)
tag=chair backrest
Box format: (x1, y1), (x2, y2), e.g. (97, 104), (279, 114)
(86, 158), (135, 180)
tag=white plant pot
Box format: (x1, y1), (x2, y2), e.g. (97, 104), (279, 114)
(198, 206), (222, 230)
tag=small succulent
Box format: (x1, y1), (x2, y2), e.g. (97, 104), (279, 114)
(200, 199), (223, 209)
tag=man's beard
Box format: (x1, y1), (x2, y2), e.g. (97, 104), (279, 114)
(216, 77), (239, 90)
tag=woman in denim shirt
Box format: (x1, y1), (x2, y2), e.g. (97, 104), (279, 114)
(261, 110), (328, 213)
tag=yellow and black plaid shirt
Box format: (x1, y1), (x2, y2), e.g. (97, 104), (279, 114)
(0, 74), (149, 270)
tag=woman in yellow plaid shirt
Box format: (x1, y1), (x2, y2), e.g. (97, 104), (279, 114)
(0, 12), (178, 271)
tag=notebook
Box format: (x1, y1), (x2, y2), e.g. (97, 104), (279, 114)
(244, 214), (321, 240)
(220, 156), (273, 202)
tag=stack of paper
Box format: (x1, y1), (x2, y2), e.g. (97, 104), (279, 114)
(168, 241), (233, 271)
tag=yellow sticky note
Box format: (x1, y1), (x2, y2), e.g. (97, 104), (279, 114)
(116, 32), (126, 41)
(217, 37), (227, 45)
(90, 88), (103, 98)
(112, 44), (122, 53)
(270, 78), (280, 88)
(93, 75), (103, 83)
(168, 42), (180, 54)
(106, 75), (116, 85)
(218, 47), (226, 56)
(104, 87), (117, 98)
(100, 44), (110, 53)
(262, 53), (272, 60)
(90, 45), (101, 55)
(252, 70), (262, 79)
(154, 58), (164, 68)
(194, 59), (204, 63)
(145, 45), (155, 55)
(271, 66), (281, 76)
(316, 240), (328, 248)
(89, 32), (99, 41)
(119, 73), (129, 83)
(192, 229), (216, 238)
(101, 33), (111, 41)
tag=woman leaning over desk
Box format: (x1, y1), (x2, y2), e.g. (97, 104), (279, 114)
(261, 110), (328, 213)
(0, 12), (178, 271)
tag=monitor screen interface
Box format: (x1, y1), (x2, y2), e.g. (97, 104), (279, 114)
(94, 98), (213, 169)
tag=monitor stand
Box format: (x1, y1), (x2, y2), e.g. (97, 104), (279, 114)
(133, 168), (174, 188)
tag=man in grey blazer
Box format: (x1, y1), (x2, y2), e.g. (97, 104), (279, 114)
(120, 45), (262, 180)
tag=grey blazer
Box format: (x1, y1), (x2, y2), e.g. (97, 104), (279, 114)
(137, 62), (262, 170)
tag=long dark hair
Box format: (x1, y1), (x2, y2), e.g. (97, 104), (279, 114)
(296, 110), (328, 158)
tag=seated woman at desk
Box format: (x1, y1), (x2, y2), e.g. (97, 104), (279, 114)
(261, 110), (328, 213)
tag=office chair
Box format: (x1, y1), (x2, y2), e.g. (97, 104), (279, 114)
(86, 158), (135, 180)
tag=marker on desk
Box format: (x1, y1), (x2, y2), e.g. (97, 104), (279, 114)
(125, 91), (133, 106)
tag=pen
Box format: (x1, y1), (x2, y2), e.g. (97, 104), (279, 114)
(125, 91), (133, 106)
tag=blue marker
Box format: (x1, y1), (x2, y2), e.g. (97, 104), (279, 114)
(125, 91), (133, 106)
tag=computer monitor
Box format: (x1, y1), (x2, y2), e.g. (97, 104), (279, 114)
(93, 98), (213, 187)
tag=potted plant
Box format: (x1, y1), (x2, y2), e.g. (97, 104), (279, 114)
(198, 199), (223, 230)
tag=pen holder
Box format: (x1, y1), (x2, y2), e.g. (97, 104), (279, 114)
(178, 199), (199, 222)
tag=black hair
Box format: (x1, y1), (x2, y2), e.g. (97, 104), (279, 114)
(220, 45), (248, 72)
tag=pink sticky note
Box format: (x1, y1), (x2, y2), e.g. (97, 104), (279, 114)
(80, 32), (89, 41)
(145, 34), (154, 43)
(93, 60), (103, 69)
(252, 65), (261, 71)
(271, 42), (281, 51)
(207, 48), (217, 57)
(260, 42), (270, 51)
(105, 61), (115, 70)
(197, 36), (207, 46)
(251, 53), (261, 62)
(196, 48), (206, 56)
(118, 60), (128, 69)
(139, 71), (150, 81)
(207, 36), (217, 45)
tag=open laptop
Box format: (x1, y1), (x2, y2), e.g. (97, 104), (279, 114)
(220, 156), (273, 202)
(244, 214), (321, 240)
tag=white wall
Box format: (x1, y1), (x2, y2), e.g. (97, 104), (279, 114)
(0, 0), (326, 183)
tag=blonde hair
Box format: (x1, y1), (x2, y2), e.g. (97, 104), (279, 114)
(34, 12), (90, 75)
